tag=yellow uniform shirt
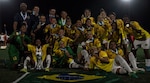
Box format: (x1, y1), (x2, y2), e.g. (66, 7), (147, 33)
(85, 25), (95, 35)
(116, 19), (126, 41)
(106, 48), (124, 59)
(110, 30), (122, 44)
(125, 21), (150, 40)
(27, 44), (49, 62)
(89, 51), (114, 72)
(94, 24), (105, 39)
(86, 38), (101, 51)
(63, 25), (76, 39)
(44, 24), (61, 34)
(81, 17), (95, 25)
(53, 36), (73, 52)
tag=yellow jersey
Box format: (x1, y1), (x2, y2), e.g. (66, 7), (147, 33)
(125, 21), (150, 40)
(44, 24), (61, 35)
(89, 51), (114, 72)
(106, 48), (124, 59)
(53, 36), (73, 52)
(27, 44), (49, 62)
(81, 17), (95, 25)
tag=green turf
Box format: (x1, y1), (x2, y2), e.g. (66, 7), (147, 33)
(0, 47), (9, 60)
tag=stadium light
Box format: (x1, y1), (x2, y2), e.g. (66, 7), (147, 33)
(121, 0), (131, 3)
(120, 0), (132, 17)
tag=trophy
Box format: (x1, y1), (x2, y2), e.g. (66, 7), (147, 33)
(36, 50), (43, 70)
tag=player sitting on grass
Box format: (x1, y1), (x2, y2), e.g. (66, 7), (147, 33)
(89, 46), (139, 78)
(20, 39), (51, 72)
(52, 40), (83, 68)
(106, 41), (145, 72)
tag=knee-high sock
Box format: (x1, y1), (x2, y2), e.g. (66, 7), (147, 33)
(115, 55), (132, 73)
(46, 55), (51, 68)
(77, 44), (83, 54)
(69, 59), (80, 68)
(81, 50), (90, 64)
(145, 59), (150, 67)
(23, 56), (30, 69)
(119, 68), (127, 74)
(128, 52), (138, 69)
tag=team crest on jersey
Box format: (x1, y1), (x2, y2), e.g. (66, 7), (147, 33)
(38, 73), (105, 82)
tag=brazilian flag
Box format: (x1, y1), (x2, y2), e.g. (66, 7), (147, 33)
(16, 69), (124, 83)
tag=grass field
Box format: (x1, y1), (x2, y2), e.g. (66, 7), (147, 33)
(0, 46), (150, 83)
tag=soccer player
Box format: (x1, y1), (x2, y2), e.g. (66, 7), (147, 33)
(8, 23), (31, 69)
(81, 9), (95, 25)
(89, 46), (138, 78)
(109, 12), (128, 56)
(20, 39), (51, 72)
(77, 31), (101, 68)
(96, 9), (112, 50)
(44, 17), (61, 43)
(52, 40), (82, 68)
(123, 16), (150, 71)
(106, 41), (145, 72)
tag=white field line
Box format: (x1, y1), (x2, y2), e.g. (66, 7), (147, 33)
(12, 72), (30, 83)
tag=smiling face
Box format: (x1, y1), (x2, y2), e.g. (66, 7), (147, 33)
(109, 41), (117, 50)
(61, 11), (68, 19)
(58, 29), (65, 37)
(49, 9), (56, 15)
(84, 9), (91, 17)
(66, 19), (72, 26)
(86, 31), (93, 39)
(59, 41), (65, 48)
(97, 15), (103, 22)
(35, 39), (41, 46)
(50, 17), (57, 24)
(100, 11), (107, 18)
(109, 13), (116, 21)
(76, 20), (82, 27)
(20, 3), (27, 12)
(40, 15), (46, 23)
(33, 6), (39, 14)
(85, 19), (92, 26)
(20, 24), (27, 33)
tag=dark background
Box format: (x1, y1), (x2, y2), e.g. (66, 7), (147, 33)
(0, 0), (150, 35)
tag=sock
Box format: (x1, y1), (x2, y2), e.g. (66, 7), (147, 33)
(71, 63), (80, 68)
(46, 55), (51, 68)
(119, 68), (127, 74)
(23, 56), (30, 69)
(115, 55), (132, 73)
(145, 59), (150, 67)
(69, 60), (80, 68)
(81, 50), (90, 64)
(128, 52), (138, 69)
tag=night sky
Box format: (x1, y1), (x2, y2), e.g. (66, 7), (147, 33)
(0, 0), (150, 34)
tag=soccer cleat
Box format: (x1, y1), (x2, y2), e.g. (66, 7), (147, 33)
(133, 68), (145, 73)
(45, 68), (50, 72)
(128, 72), (138, 78)
(146, 66), (150, 72)
(20, 68), (28, 73)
